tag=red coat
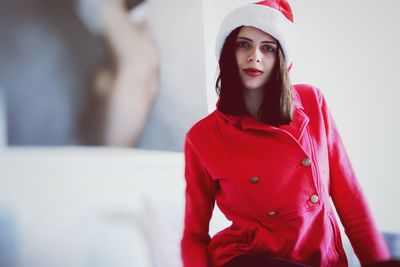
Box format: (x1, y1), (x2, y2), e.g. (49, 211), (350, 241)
(181, 84), (390, 267)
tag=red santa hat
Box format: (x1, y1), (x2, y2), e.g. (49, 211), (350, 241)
(215, 0), (296, 69)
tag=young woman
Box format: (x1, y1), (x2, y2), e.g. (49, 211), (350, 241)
(181, 1), (393, 267)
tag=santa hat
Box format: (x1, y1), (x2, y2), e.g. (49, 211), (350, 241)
(215, 0), (296, 69)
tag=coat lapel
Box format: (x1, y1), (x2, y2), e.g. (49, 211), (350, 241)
(217, 87), (310, 141)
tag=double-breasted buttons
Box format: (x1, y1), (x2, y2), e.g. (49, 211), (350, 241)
(250, 176), (260, 184)
(310, 194), (319, 204)
(268, 211), (277, 216)
(302, 158), (312, 167)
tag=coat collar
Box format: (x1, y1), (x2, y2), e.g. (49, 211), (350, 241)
(216, 87), (309, 141)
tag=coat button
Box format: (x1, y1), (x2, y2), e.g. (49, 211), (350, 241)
(268, 211), (277, 216)
(310, 194), (319, 204)
(302, 158), (312, 167)
(250, 176), (260, 184)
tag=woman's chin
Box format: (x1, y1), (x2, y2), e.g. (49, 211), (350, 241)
(243, 84), (264, 91)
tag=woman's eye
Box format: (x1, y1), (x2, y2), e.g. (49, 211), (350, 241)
(261, 45), (276, 53)
(236, 41), (249, 49)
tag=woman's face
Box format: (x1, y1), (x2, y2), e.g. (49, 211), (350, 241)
(235, 26), (278, 91)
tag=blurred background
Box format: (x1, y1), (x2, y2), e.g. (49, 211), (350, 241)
(0, 0), (399, 266)
(0, 0), (208, 151)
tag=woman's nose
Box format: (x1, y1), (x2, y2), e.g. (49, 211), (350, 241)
(248, 48), (261, 63)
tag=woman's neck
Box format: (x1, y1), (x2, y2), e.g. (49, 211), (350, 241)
(243, 87), (264, 120)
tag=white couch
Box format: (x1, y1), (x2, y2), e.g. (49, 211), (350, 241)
(0, 147), (398, 267)
(0, 147), (233, 267)
(0, 147), (179, 267)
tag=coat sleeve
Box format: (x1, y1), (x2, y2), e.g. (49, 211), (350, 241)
(318, 90), (390, 265)
(181, 135), (216, 267)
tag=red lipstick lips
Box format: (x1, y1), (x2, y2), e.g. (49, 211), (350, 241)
(243, 68), (263, 77)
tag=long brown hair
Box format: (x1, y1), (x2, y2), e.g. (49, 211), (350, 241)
(216, 26), (293, 126)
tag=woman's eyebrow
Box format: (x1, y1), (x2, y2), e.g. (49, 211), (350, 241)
(262, 41), (278, 46)
(237, 36), (277, 45)
(237, 37), (253, 42)
(238, 36), (253, 42)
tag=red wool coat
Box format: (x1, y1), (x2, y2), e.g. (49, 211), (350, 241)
(181, 84), (390, 267)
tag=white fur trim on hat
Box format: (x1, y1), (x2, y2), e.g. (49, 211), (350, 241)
(215, 3), (297, 68)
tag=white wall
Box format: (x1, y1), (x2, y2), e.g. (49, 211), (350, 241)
(202, 0), (400, 232)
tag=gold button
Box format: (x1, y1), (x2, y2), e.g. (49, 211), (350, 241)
(302, 158), (311, 167)
(268, 211), (277, 216)
(310, 194), (319, 204)
(250, 176), (260, 184)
